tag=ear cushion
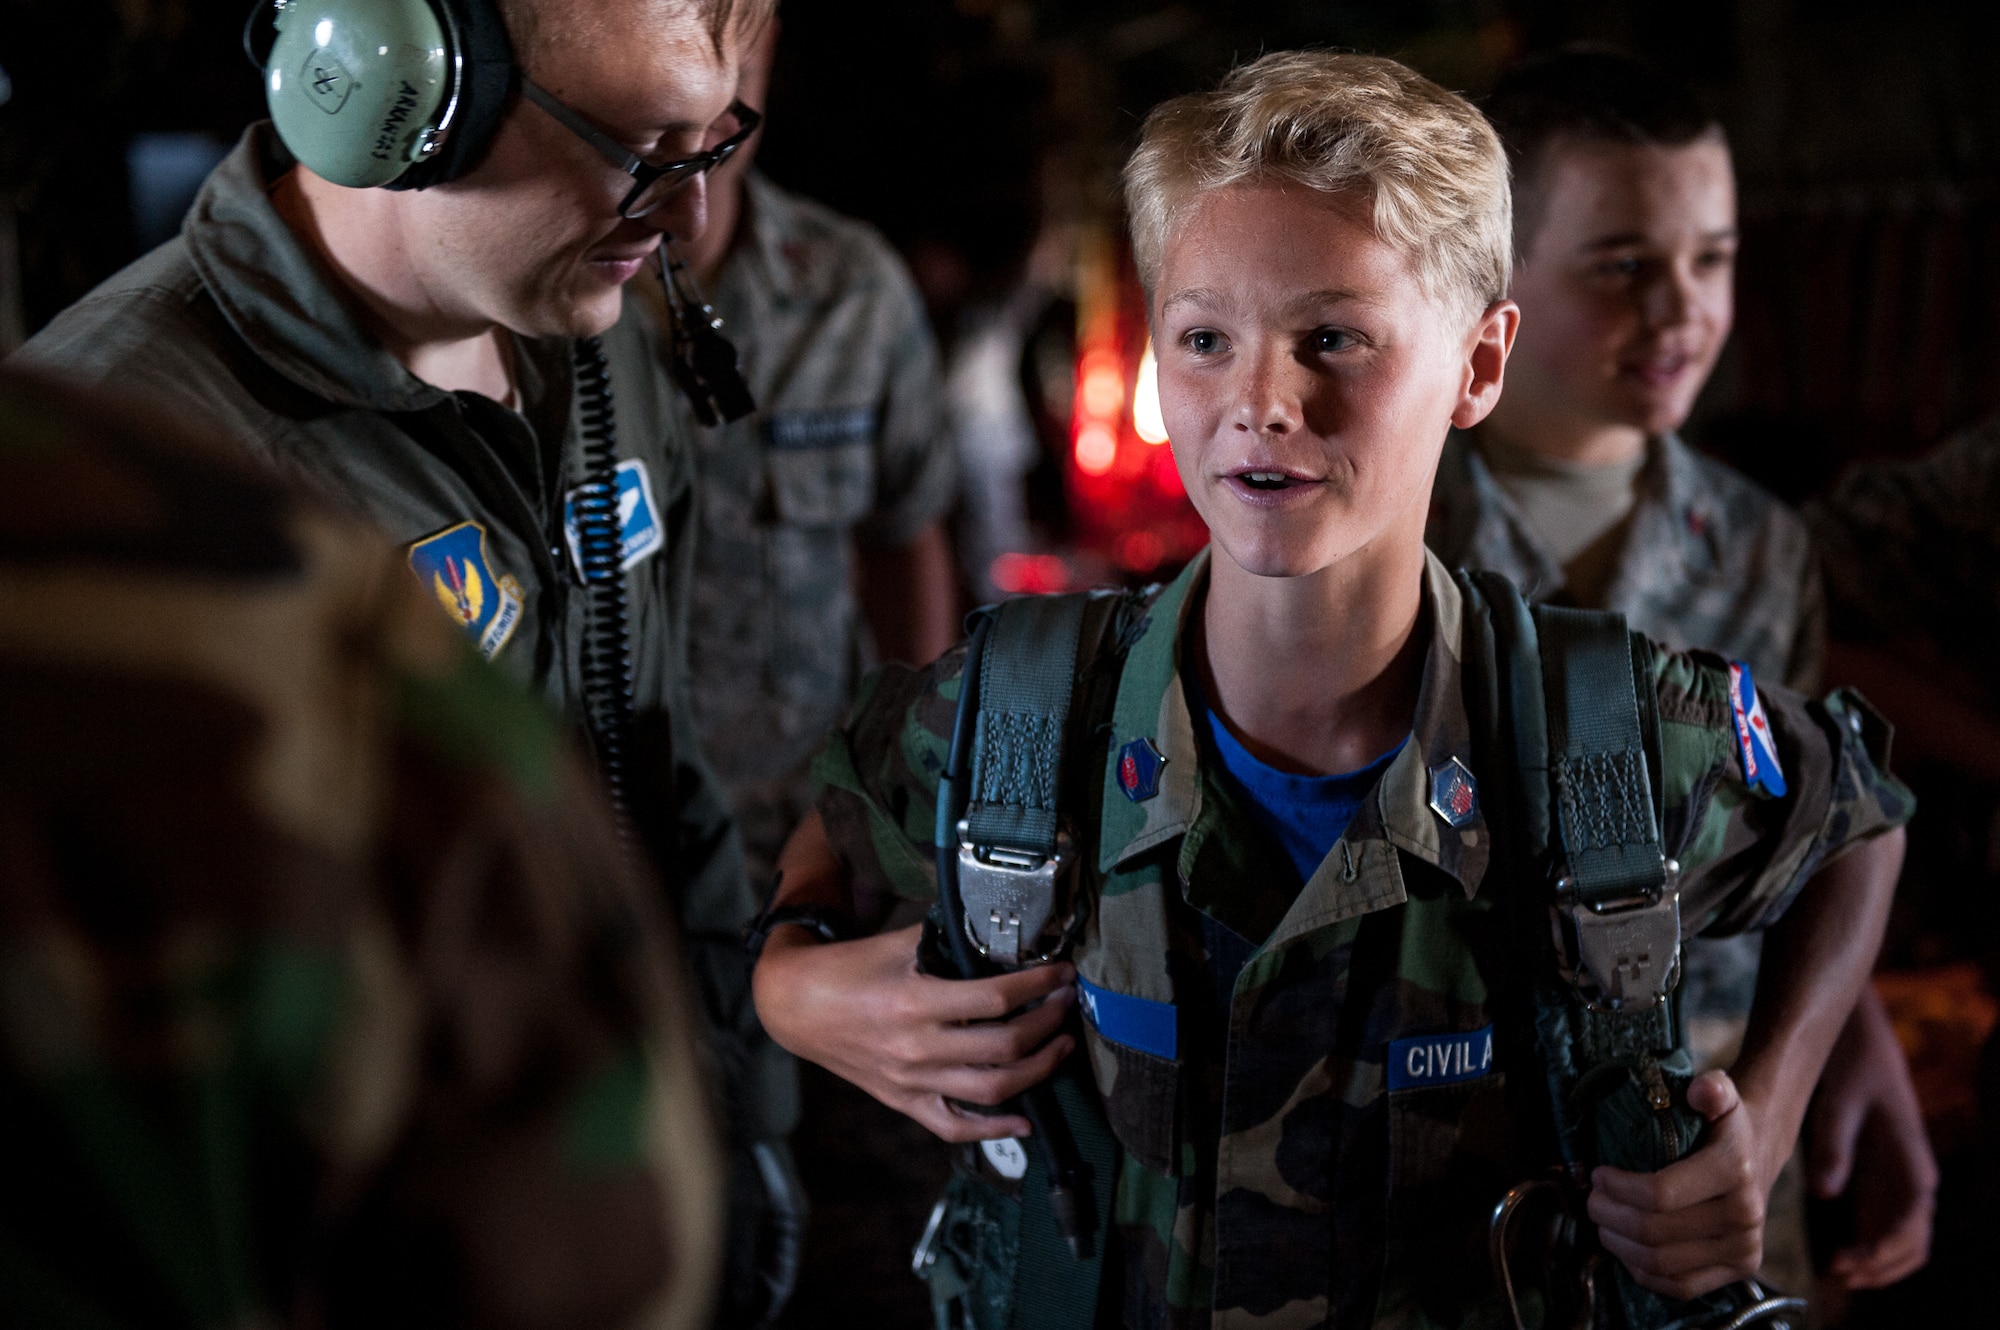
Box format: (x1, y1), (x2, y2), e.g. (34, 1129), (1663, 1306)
(385, 0), (518, 190)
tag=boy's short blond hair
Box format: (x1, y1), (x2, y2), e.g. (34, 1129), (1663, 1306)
(1125, 51), (1512, 321)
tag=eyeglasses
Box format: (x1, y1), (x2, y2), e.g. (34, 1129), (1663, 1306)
(520, 78), (762, 220)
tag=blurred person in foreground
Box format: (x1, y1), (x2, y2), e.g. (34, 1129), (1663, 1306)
(0, 369), (721, 1328)
(755, 50), (1911, 1329)
(6, 1), (800, 1319)
(1426, 46), (1937, 1296)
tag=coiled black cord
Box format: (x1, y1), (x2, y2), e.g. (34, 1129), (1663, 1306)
(572, 335), (639, 837)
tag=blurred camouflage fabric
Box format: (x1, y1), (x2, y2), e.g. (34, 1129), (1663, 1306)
(1806, 413), (2000, 680)
(813, 549), (1909, 1330)
(0, 373), (721, 1330)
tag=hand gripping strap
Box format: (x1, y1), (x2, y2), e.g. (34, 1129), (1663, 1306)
(1534, 606), (1667, 908)
(964, 595), (1091, 856)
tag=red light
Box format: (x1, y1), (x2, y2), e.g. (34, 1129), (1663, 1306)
(1074, 423), (1117, 475)
(1114, 530), (1166, 571)
(990, 551), (1072, 595)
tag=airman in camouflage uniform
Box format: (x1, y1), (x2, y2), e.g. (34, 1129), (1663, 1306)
(808, 546), (1908, 1329)
(670, 168), (958, 893)
(0, 371), (721, 1328)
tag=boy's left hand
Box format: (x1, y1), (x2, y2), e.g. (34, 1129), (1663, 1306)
(1586, 1070), (1776, 1300)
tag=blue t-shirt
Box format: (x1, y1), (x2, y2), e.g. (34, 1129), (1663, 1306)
(1196, 694), (1409, 885)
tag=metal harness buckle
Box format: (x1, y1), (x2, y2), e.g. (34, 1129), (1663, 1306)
(1559, 859), (1682, 1012)
(956, 820), (1074, 967)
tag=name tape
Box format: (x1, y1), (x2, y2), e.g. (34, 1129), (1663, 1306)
(1387, 1026), (1494, 1090)
(1075, 976), (1177, 1061)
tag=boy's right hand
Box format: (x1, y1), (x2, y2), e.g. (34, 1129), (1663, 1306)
(752, 922), (1077, 1143)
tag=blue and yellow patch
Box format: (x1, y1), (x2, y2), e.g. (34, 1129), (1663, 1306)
(407, 521), (524, 660)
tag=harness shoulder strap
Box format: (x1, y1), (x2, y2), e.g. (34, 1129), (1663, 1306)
(1459, 570), (1798, 1330)
(921, 588), (1150, 1330)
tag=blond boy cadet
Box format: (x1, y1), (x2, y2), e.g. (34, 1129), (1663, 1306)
(1426, 47), (1935, 1294)
(750, 53), (1911, 1330)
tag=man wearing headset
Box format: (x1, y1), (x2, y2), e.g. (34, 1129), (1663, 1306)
(10, 0), (798, 1322)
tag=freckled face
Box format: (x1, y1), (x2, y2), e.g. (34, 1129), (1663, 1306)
(1154, 183), (1481, 579)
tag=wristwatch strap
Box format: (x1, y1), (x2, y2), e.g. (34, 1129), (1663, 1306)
(744, 903), (853, 958)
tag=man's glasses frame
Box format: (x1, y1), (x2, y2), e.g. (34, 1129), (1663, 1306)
(520, 78), (762, 220)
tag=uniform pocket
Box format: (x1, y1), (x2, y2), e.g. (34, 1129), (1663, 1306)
(1377, 1062), (1512, 1328)
(764, 422), (876, 528)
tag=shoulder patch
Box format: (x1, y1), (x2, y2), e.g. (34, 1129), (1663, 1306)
(407, 521), (524, 660)
(1387, 1026), (1494, 1090)
(563, 459), (665, 577)
(1727, 661), (1788, 798)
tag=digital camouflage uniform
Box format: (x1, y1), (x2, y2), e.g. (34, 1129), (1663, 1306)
(1429, 430), (1829, 1294)
(812, 547), (1909, 1330)
(7, 124), (794, 1319)
(665, 170), (957, 894)
(0, 372), (721, 1329)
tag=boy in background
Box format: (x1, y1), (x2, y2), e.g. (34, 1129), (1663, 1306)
(1427, 47), (1935, 1294)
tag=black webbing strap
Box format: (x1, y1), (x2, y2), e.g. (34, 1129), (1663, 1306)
(1535, 606), (1667, 909)
(964, 596), (1091, 856)
(1011, 1064), (1120, 1330)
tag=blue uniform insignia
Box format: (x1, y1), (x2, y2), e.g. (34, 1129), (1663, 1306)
(1727, 661), (1787, 798)
(563, 459), (665, 576)
(1116, 736), (1166, 803)
(1388, 1026), (1494, 1090)
(407, 521), (524, 660)
(1076, 976), (1177, 1060)
(1428, 756), (1479, 828)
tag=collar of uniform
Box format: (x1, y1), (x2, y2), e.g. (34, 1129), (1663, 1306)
(1442, 430), (1566, 598)
(726, 169), (793, 297)
(183, 124), (532, 415)
(1095, 546), (1489, 904)
(1448, 429), (1716, 595)
(1645, 432), (1721, 569)
(1096, 549), (1209, 872)
(1378, 550), (1490, 890)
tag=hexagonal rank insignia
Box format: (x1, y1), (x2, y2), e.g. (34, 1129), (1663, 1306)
(1428, 757), (1479, 828)
(1117, 737), (1166, 803)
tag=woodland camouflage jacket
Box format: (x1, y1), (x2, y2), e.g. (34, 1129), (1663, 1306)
(814, 547), (1911, 1330)
(0, 374), (721, 1329)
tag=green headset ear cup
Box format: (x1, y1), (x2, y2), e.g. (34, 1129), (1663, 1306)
(265, 0), (452, 188)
